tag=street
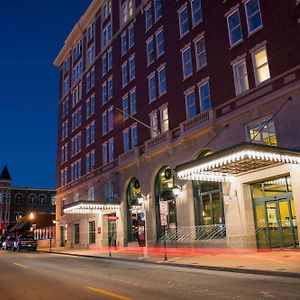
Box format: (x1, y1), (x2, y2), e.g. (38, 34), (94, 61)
(0, 250), (300, 300)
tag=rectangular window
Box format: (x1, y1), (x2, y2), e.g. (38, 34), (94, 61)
(108, 107), (114, 131)
(102, 142), (108, 165)
(160, 106), (169, 133)
(61, 168), (68, 186)
(103, 23), (112, 48)
(123, 96), (129, 120)
(61, 144), (68, 164)
(130, 89), (137, 115)
(86, 125), (91, 146)
(245, 0), (263, 34)
(122, 63), (128, 87)
(105, 180), (114, 202)
(108, 138), (114, 162)
(63, 77), (69, 95)
(156, 30), (164, 57)
(128, 24), (134, 48)
(62, 98), (69, 119)
(247, 116), (277, 146)
(185, 90), (197, 119)
(86, 153), (91, 173)
(74, 224), (80, 245)
(182, 47), (193, 79)
(158, 67), (167, 96)
(227, 10), (242, 47)
(102, 82), (108, 105)
(129, 55), (135, 81)
(108, 48), (113, 70)
(145, 5), (153, 31)
(233, 59), (249, 95)
(88, 187), (95, 201)
(103, 0), (112, 20)
(178, 6), (189, 37)
(88, 221), (96, 244)
(148, 74), (157, 102)
(150, 112), (159, 138)
(72, 60), (83, 83)
(191, 0), (202, 26)
(146, 38), (155, 65)
(108, 76), (113, 99)
(123, 129), (131, 153)
(102, 112), (108, 135)
(87, 22), (95, 42)
(86, 44), (95, 66)
(195, 37), (207, 69)
(253, 47), (270, 85)
(121, 32), (127, 55)
(131, 124), (138, 147)
(154, 0), (162, 21)
(199, 82), (212, 112)
(122, 0), (133, 24)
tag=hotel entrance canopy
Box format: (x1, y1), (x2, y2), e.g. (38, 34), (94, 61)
(175, 143), (300, 182)
(63, 201), (120, 214)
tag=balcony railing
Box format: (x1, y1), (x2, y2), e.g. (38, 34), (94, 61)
(145, 131), (171, 153)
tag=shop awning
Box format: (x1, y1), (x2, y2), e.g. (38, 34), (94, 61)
(63, 201), (120, 214)
(175, 142), (300, 182)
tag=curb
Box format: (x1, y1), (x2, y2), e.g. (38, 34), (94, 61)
(38, 250), (300, 279)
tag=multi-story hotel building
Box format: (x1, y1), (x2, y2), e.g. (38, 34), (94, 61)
(54, 0), (300, 250)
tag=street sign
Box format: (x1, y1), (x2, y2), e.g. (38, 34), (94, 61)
(160, 202), (168, 226)
(108, 216), (118, 221)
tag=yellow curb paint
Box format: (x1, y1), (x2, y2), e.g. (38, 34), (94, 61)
(14, 263), (28, 269)
(87, 286), (132, 300)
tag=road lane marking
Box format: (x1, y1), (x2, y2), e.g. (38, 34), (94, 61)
(14, 263), (28, 269)
(87, 286), (132, 300)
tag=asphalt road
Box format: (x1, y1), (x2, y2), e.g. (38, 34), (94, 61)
(0, 250), (300, 300)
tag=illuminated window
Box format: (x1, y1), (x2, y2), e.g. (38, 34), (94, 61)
(160, 106), (169, 133)
(253, 47), (270, 85)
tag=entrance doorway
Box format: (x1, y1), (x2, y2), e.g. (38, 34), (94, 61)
(252, 176), (298, 249)
(108, 215), (117, 247)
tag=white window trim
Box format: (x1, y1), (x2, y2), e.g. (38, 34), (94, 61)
(178, 4), (189, 38)
(148, 73), (157, 103)
(226, 9), (243, 48)
(198, 80), (211, 112)
(181, 45), (193, 80)
(244, 0), (263, 36)
(155, 27), (164, 58)
(232, 58), (249, 96)
(157, 65), (167, 96)
(190, 0), (203, 28)
(251, 46), (270, 86)
(194, 36), (207, 71)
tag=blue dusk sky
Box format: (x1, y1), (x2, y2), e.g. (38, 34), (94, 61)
(0, 0), (91, 188)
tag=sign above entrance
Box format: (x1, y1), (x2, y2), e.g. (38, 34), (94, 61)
(63, 201), (120, 214)
(175, 142), (300, 183)
(108, 216), (119, 221)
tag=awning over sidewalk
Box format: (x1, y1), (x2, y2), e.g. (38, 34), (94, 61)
(175, 142), (300, 182)
(63, 201), (120, 214)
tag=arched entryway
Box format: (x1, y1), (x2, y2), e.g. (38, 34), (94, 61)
(126, 178), (142, 242)
(155, 166), (177, 240)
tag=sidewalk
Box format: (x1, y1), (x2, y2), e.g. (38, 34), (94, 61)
(39, 245), (300, 277)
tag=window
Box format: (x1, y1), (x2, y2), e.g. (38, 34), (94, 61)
(253, 47), (270, 85)
(178, 6), (189, 37)
(105, 180), (114, 202)
(87, 22), (95, 42)
(88, 187), (95, 201)
(86, 150), (95, 173)
(150, 112), (159, 138)
(245, 0), (262, 34)
(86, 122), (95, 146)
(71, 82), (82, 107)
(71, 107), (82, 131)
(108, 107), (114, 131)
(145, 5), (153, 31)
(108, 138), (114, 162)
(108, 77), (113, 99)
(128, 24), (134, 48)
(156, 30), (164, 57)
(131, 124), (138, 147)
(122, 0), (133, 24)
(29, 194), (37, 205)
(103, 0), (112, 20)
(146, 38), (155, 65)
(121, 32), (127, 55)
(123, 96), (129, 120)
(102, 112), (108, 135)
(15, 194), (24, 205)
(160, 106), (169, 133)
(247, 116), (277, 146)
(227, 10), (242, 47)
(88, 221), (96, 244)
(62, 120), (68, 140)
(103, 23), (112, 48)
(129, 55), (135, 81)
(102, 48), (113, 76)
(86, 94), (95, 119)
(72, 60), (83, 83)
(154, 0), (162, 21)
(199, 82), (212, 112)
(62, 98), (69, 119)
(86, 44), (95, 66)
(71, 159), (81, 181)
(122, 62), (128, 87)
(61, 168), (68, 186)
(61, 143), (68, 164)
(63, 58), (69, 74)
(123, 129), (131, 153)
(74, 224), (80, 245)
(194, 37), (207, 69)
(191, 0), (202, 26)
(102, 82), (108, 105)
(182, 47), (193, 79)
(148, 74), (157, 102)
(72, 40), (83, 61)
(102, 142), (108, 165)
(86, 67), (95, 92)
(130, 89), (137, 115)
(63, 77), (69, 96)
(233, 59), (249, 95)
(71, 132), (82, 156)
(185, 90), (197, 119)
(158, 67), (167, 96)
(39, 195), (46, 205)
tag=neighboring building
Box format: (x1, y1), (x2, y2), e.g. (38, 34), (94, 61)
(0, 166), (56, 235)
(54, 0), (300, 250)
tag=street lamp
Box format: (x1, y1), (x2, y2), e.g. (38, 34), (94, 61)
(29, 212), (35, 220)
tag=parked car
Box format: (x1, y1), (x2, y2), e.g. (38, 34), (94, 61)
(2, 237), (16, 250)
(13, 236), (37, 252)
(0, 236), (7, 248)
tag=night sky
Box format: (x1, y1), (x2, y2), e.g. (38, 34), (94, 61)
(0, 0), (91, 188)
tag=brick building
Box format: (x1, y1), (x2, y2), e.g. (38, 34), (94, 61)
(54, 0), (300, 250)
(0, 166), (56, 235)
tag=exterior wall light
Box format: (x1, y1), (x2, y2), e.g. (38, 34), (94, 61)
(172, 185), (183, 197)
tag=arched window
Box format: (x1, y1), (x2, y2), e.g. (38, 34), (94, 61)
(29, 194), (37, 205)
(39, 194), (46, 205)
(15, 194), (24, 205)
(154, 166), (177, 240)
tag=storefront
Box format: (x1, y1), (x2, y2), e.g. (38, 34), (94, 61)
(176, 142), (300, 249)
